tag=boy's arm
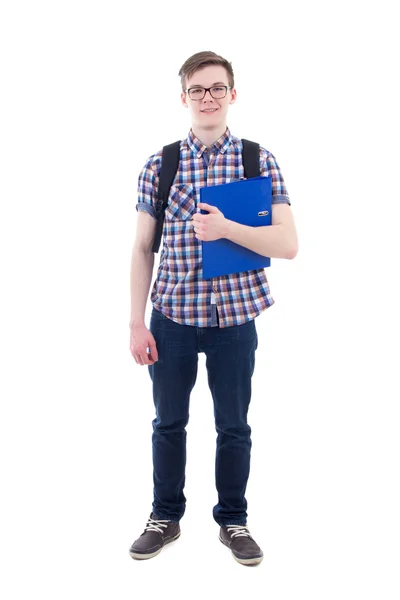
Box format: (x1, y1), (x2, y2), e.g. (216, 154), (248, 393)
(129, 212), (157, 328)
(130, 153), (161, 328)
(223, 147), (298, 259)
(224, 203), (298, 259)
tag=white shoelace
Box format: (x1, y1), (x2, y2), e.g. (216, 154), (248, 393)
(226, 525), (252, 539)
(144, 516), (170, 534)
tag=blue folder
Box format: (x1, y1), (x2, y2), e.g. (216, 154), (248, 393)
(199, 176), (272, 279)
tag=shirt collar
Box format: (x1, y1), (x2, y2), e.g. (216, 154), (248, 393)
(187, 127), (233, 158)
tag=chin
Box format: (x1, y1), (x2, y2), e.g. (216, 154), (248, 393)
(197, 116), (223, 126)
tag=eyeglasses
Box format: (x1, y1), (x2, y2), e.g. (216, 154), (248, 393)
(185, 85), (232, 101)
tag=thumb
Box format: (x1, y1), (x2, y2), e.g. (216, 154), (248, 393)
(148, 339), (158, 361)
(199, 202), (214, 210)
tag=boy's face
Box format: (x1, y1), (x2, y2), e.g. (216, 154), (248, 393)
(181, 65), (236, 130)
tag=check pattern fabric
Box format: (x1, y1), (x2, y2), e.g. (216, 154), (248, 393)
(136, 127), (291, 328)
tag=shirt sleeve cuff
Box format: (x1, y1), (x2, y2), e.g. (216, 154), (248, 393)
(272, 195), (291, 206)
(136, 203), (157, 219)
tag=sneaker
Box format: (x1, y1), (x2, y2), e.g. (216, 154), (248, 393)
(219, 524), (264, 566)
(129, 513), (181, 560)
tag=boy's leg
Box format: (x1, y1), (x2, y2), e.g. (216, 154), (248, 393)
(202, 317), (258, 526)
(148, 307), (199, 522)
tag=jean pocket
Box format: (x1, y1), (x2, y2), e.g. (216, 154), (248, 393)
(166, 184), (196, 222)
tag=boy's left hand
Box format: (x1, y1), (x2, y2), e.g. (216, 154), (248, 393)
(192, 203), (228, 242)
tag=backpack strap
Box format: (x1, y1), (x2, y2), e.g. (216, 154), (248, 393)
(152, 140), (181, 253)
(241, 139), (260, 179)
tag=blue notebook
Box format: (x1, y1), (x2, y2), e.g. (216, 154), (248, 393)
(199, 176), (272, 279)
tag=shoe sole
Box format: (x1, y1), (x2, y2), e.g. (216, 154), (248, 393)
(129, 532), (181, 560)
(219, 534), (264, 566)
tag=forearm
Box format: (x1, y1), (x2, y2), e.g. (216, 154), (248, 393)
(130, 249), (155, 327)
(224, 220), (296, 259)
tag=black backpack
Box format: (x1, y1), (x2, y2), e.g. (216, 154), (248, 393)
(152, 138), (260, 253)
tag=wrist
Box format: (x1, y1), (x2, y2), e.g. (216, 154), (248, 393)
(129, 318), (145, 329)
(223, 218), (233, 239)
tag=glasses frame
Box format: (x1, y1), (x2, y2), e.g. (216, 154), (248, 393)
(185, 85), (232, 101)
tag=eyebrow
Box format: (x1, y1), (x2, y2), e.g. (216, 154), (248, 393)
(190, 81), (227, 87)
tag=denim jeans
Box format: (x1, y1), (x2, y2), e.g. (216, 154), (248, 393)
(148, 306), (258, 527)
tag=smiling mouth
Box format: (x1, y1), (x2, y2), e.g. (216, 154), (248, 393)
(201, 108), (218, 113)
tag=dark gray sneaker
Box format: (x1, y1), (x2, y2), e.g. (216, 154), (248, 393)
(129, 513), (181, 560)
(219, 524), (264, 566)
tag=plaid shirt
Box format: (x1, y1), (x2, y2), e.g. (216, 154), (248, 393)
(136, 127), (291, 328)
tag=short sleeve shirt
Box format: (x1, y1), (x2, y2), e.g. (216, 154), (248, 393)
(136, 127), (291, 328)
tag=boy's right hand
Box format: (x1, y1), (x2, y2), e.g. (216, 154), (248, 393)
(129, 324), (158, 366)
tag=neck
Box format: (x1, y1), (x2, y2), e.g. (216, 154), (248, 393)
(191, 123), (228, 149)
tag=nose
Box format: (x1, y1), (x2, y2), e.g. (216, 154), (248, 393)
(203, 89), (214, 101)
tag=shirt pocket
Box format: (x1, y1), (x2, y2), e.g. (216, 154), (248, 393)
(166, 184), (196, 222)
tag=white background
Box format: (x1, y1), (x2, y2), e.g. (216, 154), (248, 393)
(1, 0), (399, 598)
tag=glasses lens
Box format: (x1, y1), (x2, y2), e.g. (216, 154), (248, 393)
(189, 88), (205, 100)
(210, 86), (227, 99)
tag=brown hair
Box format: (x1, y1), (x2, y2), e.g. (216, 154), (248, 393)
(178, 51), (234, 91)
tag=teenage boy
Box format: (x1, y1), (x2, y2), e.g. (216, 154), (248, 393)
(129, 51), (298, 566)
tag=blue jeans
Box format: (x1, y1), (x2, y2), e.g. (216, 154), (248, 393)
(148, 306), (258, 527)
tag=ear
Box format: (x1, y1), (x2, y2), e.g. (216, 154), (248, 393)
(181, 91), (188, 108)
(229, 88), (237, 105)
